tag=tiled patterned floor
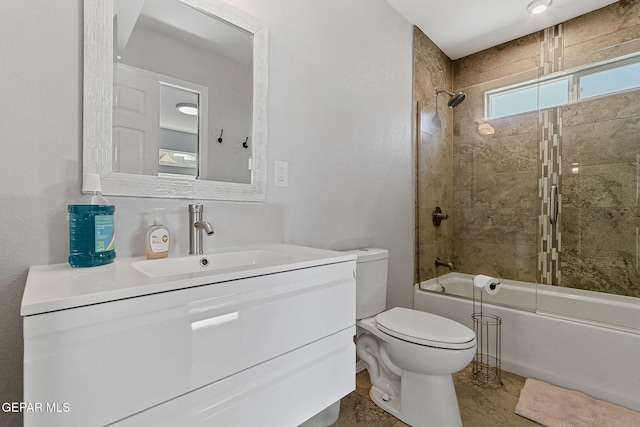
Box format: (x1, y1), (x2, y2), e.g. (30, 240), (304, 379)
(331, 365), (540, 426)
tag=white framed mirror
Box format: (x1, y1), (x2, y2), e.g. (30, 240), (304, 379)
(84, 0), (268, 201)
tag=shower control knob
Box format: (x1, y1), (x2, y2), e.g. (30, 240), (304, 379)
(432, 206), (449, 226)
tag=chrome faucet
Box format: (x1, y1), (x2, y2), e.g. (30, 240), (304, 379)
(188, 204), (215, 255)
(435, 257), (455, 271)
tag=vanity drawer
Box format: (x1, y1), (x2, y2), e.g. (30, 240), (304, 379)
(112, 328), (355, 427)
(24, 261), (355, 427)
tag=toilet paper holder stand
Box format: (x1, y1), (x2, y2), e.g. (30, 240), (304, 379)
(472, 286), (503, 388)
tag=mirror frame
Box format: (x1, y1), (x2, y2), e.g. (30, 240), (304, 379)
(84, 0), (268, 201)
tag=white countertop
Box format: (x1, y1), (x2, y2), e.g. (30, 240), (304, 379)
(21, 244), (356, 316)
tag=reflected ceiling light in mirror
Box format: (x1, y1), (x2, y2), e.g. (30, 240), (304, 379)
(527, 0), (552, 14)
(176, 102), (198, 115)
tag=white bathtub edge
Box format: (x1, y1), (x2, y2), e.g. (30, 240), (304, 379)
(414, 284), (640, 412)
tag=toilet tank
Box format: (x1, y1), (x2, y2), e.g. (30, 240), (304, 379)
(346, 248), (389, 319)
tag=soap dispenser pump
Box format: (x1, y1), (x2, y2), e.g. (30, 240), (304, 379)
(146, 208), (170, 259)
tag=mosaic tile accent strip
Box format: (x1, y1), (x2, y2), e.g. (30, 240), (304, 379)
(538, 24), (564, 285)
(541, 24), (564, 74)
(538, 108), (562, 285)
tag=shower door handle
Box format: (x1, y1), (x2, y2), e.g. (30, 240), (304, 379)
(549, 184), (558, 225)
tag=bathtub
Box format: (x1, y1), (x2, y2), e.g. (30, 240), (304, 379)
(414, 273), (640, 412)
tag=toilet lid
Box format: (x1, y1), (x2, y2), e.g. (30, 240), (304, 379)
(375, 307), (476, 350)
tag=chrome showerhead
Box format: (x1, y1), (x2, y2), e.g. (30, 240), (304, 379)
(447, 92), (466, 108)
(435, 89), (467, 109)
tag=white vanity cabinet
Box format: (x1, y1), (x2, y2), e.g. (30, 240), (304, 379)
(22, 244), (356, 426)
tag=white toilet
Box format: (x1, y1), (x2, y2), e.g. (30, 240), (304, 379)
(353, 248), (476, 427)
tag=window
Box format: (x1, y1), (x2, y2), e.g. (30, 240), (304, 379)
(488, 78), (569, 119)
(485, 54), (640, 119)
(578, 58), (640, 99)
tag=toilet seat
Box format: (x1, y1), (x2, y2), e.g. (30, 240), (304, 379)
(375, 307), (475, 350)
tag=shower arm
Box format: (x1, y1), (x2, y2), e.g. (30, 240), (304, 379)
(435, 89), (455, 97)
(435, 89), (466, 109)
(434, 89), (451, 113)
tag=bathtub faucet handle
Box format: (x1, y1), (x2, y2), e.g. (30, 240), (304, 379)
(432, 207), (449, 226)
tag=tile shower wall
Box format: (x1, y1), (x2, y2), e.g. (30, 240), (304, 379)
(452, 99), (539, 282)
(452, 1), (640, 294)
(416, 1), (640, 297)
(561, 89), (640, 297)
(413, 28), (453, 281)
(416, 98), (453, 281)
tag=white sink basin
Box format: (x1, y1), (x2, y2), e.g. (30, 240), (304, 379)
(132, 249), (297, 278)
(22, 244), (357, 316)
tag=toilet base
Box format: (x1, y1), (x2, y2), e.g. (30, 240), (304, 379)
(369, 372), (462, 427)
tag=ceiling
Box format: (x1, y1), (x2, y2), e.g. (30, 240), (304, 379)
(385, 0), (619, 60)
(115, 0), (252, 65)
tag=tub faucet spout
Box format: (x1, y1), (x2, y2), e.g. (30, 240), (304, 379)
(435, 257), (455, 271)
(189, 204), (215, 255)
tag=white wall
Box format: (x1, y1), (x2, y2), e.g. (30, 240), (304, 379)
(0, 0), (413, 423)
(123, 23), (254, 183)
(238, 0), (415, 310)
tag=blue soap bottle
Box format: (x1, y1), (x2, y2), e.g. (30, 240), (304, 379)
(68, 173), (116, 267)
